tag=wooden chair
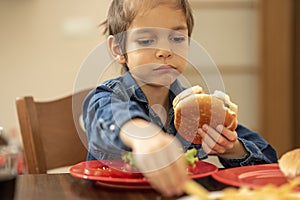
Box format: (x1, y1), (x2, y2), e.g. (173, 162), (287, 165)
(16, 89), (91, 174)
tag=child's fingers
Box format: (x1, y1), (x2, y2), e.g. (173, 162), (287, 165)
(202, 125), (222, 143)
(199, 125), (237, 154)
(201, 139), (224, 154)
(199, 128), (226, 154)
(217, 125), (237, 142)
(144, 156), (187, 196)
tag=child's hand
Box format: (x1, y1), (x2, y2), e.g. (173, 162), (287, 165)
(132, 133), (188, 197)
(198, 124), (248, 158)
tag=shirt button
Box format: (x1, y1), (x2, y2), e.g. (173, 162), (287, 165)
(109, 124), (116, 131)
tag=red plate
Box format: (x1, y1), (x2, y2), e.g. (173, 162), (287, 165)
(212, 163), (300, 191)
(70, 160), (218, 188)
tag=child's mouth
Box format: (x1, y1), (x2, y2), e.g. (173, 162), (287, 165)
(155, 64), (176, 72)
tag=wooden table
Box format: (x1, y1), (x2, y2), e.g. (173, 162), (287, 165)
(13, 174), (228, 200)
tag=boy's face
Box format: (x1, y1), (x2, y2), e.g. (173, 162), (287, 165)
(125, 5), (189, 87)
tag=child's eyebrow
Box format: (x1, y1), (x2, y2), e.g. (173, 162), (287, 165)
(171, 25), (188, 31)
(132, 26), (188, 34)
(133, 29), (153, 34)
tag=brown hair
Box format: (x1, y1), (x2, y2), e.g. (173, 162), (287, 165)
(102, 0), (194, 70)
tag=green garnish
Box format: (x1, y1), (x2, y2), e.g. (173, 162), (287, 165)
(121, 148), (199, 168)
(185, 148), (199, 168)
(121, 151), (138, 169)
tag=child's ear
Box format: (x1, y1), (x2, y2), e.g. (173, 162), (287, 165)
(107, 35), (126, 64)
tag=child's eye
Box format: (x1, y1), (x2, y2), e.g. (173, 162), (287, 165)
(136, 38), (155, 46)
(169, 35), (187, 43)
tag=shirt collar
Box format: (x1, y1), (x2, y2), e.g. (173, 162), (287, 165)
(122, 71), (185, 104)
(122, 72), (148, 103)
(169, 79), (185, 101)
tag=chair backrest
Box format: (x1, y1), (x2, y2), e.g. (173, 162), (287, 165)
(16, 89), (91, 174)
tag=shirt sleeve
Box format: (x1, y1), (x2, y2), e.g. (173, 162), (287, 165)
(218, 124), (278, 167)
(82, 88), (151, 160)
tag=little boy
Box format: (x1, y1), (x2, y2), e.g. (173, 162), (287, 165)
(82, 0), (277, 196)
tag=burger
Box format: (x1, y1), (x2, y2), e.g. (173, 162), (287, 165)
(278, 148), (300, 179)
(173, 85), (238, 144)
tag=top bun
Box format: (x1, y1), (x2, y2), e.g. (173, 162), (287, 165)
(279, 148), (300, 179)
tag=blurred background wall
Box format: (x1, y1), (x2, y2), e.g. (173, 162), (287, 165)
(0, 0), (298, 156)
(0, 0), (110, 144)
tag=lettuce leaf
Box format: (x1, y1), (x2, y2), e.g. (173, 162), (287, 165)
(121, 148), (199, 168)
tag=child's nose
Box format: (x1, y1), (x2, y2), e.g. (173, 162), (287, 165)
(156, 48), (173, 59)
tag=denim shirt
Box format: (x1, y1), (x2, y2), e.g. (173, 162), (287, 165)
(82, 72), (278, 167)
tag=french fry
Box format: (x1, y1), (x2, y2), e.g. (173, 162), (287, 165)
(183, 180), (209, 200)
(183, 180), (300, 200)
